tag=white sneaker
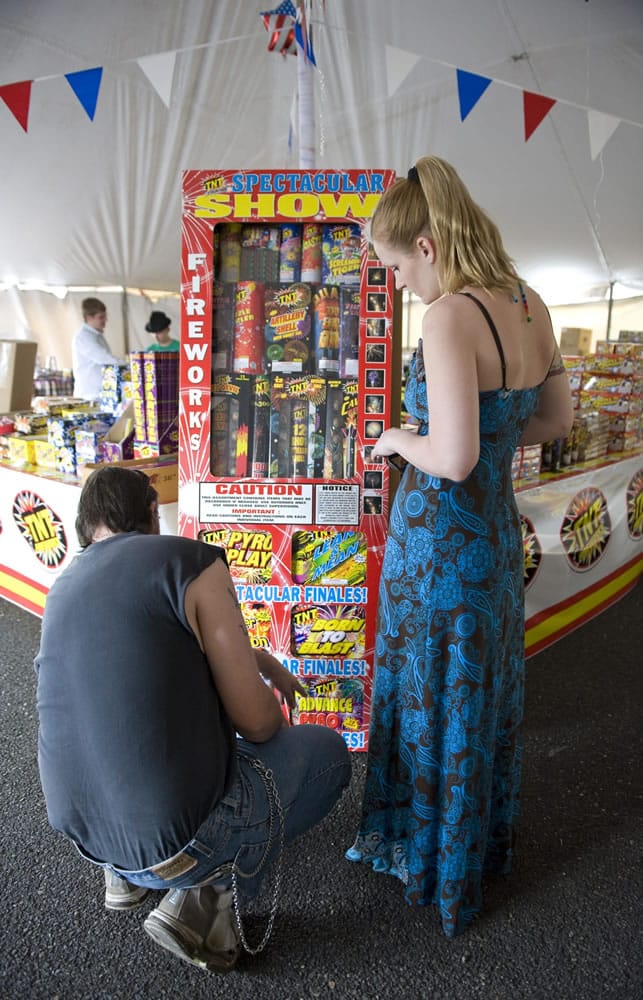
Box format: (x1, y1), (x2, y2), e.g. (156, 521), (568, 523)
(143, 886), (240, 973)
(104, 869), (150, 911)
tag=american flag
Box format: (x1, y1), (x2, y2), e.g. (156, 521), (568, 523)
(260, 1), (298, 56)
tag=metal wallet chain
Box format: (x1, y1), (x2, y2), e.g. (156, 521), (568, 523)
(230, 754), (285, 955)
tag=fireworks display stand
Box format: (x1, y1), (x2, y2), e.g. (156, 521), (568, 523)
(178, 169), (399, 750)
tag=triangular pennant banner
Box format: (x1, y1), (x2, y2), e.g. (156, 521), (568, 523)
(587, 110), (620, 160)
(523, 91), (556, 141)
(0, 80), (33, 132)
(456, 69), (492, 121)
(65, 67), (103, 121)
(385, 44), (421, 98)
(136, 52), (177, 108)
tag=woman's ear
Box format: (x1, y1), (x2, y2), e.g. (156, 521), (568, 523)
(416, 235), (434, 262)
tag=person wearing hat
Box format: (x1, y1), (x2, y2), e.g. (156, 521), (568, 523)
(146, 311), (179, 352)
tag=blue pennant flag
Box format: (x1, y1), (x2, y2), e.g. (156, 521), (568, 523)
(65, 67), (103, 121)
(456, 69), (492, 121)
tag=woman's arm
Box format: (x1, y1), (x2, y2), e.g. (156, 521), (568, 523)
(372, 299), (480, 481)
(519, 370), (574, 445)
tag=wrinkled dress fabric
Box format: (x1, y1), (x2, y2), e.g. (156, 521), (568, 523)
(347, 335), (542, 938)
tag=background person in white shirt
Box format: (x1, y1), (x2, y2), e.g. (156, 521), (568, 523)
(72, 297), (124, 400)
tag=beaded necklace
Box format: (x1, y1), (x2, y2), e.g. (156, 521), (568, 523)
(512, 280), (532, 322)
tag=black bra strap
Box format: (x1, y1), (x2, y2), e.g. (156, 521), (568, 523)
(458, 292), (508, 391)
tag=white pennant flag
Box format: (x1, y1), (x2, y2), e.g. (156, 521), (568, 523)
(385, 44), (421, 98)
(136, 51), (177, 108)
(587, 110), (620, 160)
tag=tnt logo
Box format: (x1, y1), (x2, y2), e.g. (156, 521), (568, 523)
(13, 491), (68, 569)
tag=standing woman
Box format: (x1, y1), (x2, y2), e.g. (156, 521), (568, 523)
(347, 157), (573, 937)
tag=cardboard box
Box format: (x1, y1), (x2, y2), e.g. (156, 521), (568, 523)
(0, 340), (38, 411)
(560, 328), (592, 356)
(79, 455), (178, 504)
(102, 403), (135, 461)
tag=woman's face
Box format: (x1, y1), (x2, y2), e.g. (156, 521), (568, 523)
(373, 236), (440, 304)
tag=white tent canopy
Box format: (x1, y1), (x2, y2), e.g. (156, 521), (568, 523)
(1, 0), (642, 359)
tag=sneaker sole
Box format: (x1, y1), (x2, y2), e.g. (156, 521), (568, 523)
(105, 887), (151, 911)
(143, 912), (239, 973)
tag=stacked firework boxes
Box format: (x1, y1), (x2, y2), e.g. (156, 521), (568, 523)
(210, 220), (361, 480)
(129, 352), (180, 459)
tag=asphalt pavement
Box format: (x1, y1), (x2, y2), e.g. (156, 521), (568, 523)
(0, 583), (641, 999)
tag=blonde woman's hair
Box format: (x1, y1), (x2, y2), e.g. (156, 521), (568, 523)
(371, 156), (518, 294)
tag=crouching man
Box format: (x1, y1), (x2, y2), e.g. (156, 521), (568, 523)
(35, 466), (351, 973)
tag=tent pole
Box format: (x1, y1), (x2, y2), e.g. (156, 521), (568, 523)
(121, 287), (130, 354)
(605, 281), (614, 342)
(297, 35), (315, 169)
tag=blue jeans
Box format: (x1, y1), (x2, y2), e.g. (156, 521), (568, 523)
(100, 725), (351, 901)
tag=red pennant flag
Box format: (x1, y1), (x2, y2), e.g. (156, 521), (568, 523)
(523, 91), (556, 141)
(0, 79), (33, 132)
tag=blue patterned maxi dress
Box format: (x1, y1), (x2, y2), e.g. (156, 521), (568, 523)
(347, 310), (543, 938)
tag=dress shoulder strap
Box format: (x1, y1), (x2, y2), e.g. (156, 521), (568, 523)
(458, 292), (508, 391)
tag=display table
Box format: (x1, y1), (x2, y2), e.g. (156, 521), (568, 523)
(1, 452), (641, 646)
(0, 462), (177, 616)
(517, 450), (642, 656)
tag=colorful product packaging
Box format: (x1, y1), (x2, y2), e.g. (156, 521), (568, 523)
(263, 282), (313, 374)
(321, 223), (362, 285)
(291, 528), (367, 586)
(300, 223), (322, 282)
(339, 286), (361, 377)
(216, 223), (242, 283)
(212, 282), (235, 372)
(240, 225), (281, 282)
(312, 285), (340, 375)
(279, 223), (302, 282)
(269, 375), (327, 478)
(233, 281), (265, 374)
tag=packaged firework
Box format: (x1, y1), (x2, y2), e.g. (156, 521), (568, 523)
(323, 377), (358, 478)
(291, 602), (366, 657)
(339, 286), (360, 377)
(312, 285), (340, 375)
(293, 676), (365, 734)
(212, 282), (235, 372)
(279, 223), (302, 282)
(264, 282), (313, 374)
(249, 375), (271, 478)
(322, 223), (361, 285)
(216, 223), (242, 283)
(300, 223), (322, 282)
(291, 528), (367, 586)
(233, 281), (265, 373)
(240, 225), (281, 282)
(210, 373), (253, 476)
(241, 601), (272, 650)
(269, 374), (327, 478)
(198, 527), (273, 584)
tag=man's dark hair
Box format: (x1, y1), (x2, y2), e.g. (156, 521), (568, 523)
(76, 466), (159, 547)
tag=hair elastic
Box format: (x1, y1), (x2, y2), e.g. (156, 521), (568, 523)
(407, 165), (419, 183)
